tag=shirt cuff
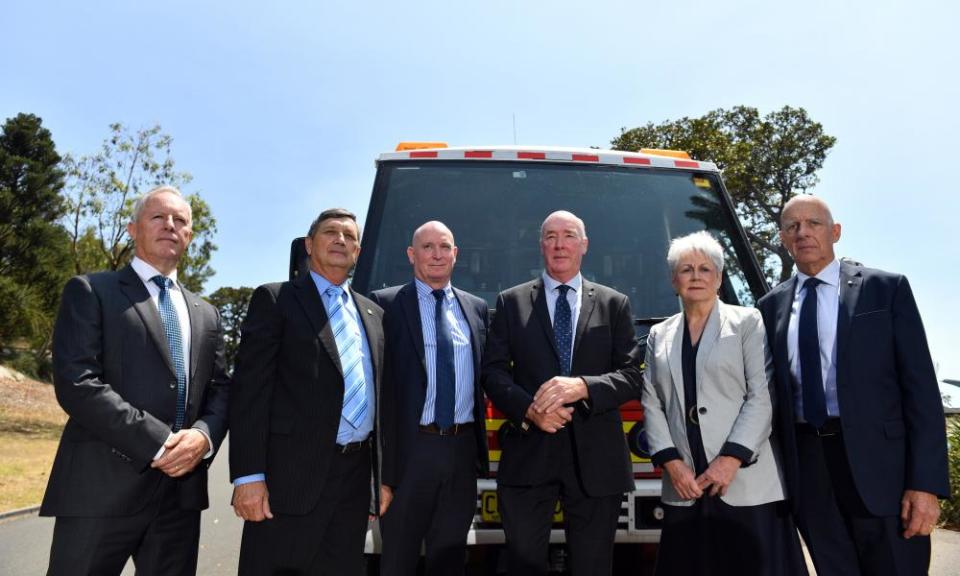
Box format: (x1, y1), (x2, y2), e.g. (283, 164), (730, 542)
(719, 442), (754, 465)
(234, 474), (266, 486)
(651, 447), (682, 468)
(153, 432), (174, 461)
(192, 426), (214, 459)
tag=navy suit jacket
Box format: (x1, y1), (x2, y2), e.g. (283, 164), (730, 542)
(757, 261), (949, 516)
(370, 281), (489, 487)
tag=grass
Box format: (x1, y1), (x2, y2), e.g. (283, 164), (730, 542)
(0, 372), (66, 513)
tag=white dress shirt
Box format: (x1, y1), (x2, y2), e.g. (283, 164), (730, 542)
(787, 258), (841, 420)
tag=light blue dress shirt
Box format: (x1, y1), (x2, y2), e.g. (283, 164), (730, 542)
(414, 279), (475, 425)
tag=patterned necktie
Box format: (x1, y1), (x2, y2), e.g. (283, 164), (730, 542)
(325, 285), (368, 429)
(799, 277), (827, 428)
(432, 288), (455, 429)
(151, 276), (187, 431)
(554, 284), (573, 376)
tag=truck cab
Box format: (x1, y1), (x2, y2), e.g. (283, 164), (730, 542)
(291, 143), (768, 572)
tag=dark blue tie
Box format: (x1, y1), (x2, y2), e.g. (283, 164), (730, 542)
(799, 277), (827, 428)
(151, 276), (187, 431)
(554, 285), (573, 376)
(432, 289), (455, 429)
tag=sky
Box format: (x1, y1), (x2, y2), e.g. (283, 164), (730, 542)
(3, 0), (958, 378)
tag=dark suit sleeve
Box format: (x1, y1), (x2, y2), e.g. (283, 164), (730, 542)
(482, 292), (535, 425)
(52, 276), (171, 466)
(891, 276), (950, 496)
(369, 290), (400, 487)
(191, 305), (231, 453)
(229, 284), (283, 481)
(580, 293), (643, 415)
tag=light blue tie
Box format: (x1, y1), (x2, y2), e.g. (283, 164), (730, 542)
(325, 285), (369, 429)
(151, 275), (187, 431)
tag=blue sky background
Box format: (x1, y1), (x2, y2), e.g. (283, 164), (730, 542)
(4, 0), (958, 378)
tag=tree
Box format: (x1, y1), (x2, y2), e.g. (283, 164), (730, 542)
(612, 106), (837, 284)
(61, 123), (218, 293)
(0, 113), (71, 368)
(207, 286), (254, 373)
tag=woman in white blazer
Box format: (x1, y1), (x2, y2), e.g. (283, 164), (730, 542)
(641, 231), (806, 576)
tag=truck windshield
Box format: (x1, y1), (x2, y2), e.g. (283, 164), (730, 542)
(353, 161), (764, 329)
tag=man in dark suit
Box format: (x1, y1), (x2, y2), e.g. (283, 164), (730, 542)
(370, 221), (489, 576)
(756, 195), (949, 576)
(482, 210), (642, 576)
(230, 207), (384, 576)
(42, 185), (230, 576)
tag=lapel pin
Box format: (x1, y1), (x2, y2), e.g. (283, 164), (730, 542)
(367, 308), (373, 314)
(847, 280), (854, 286)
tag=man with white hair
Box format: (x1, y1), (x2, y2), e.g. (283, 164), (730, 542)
(42, 185), (230, 575)
(757, 194), (948, 575)
(482, 210), (642, 576)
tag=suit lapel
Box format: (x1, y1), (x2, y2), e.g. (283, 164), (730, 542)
(665, 317), (685, 407)
(836, 262), (862, 371)
(695, 300), (723, 383)
(293, 274), (343, 376)
(181, 286), (203, 384)
(773, 278), (797, 382)
(118, 266), (177, 378)
(400, 282), (428, 379)
(354, 292), (382, 378)
(453, 288), (483, 375)
(530, 280), (561, 362)
(572, 280), (596, 361)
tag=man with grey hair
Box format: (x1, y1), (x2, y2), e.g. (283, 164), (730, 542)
(757, 194), (948, 575)
(482, 210), (642, 576)
(42, 185), (230, 575)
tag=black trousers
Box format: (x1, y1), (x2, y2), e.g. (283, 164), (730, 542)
(381, 430), (478, 576)
(497, 430), (622, 576)
(47, 477), (200, 576)
(238, 443), (372, 576)
(794, 426), (931, 576)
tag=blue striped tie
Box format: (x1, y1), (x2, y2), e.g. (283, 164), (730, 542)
(325, 285), (368, 429)
(151, 276), (187, 431)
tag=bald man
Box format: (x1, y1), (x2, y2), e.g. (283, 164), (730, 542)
(370, 221), (489, 576)
(756, 195), (949, 576)
(482, 211), (642, 576)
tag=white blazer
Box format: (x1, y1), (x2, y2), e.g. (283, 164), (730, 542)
(641, 300), (787, 507)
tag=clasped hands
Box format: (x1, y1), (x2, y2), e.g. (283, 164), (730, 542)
(150, 428), (209, 478)
(525, 376), (588, 433)
(664, 456), (742, 501)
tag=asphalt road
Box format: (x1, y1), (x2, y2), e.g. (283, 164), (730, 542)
(2, 439), (959, 575)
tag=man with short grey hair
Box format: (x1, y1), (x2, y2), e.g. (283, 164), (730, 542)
(482, 210), (642, 576)
(757, 194), (948, 575)
(43, 185), (230, 575)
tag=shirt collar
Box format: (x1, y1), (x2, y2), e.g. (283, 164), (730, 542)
(796, 258), (840, 292)
(132, 256), (178, 288)
(309, 270), (350, 297)
(415, 277), (452, 300)
(542, 271), (582, 294)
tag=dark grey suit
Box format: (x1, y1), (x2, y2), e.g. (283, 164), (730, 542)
(42, 264), (230, 575)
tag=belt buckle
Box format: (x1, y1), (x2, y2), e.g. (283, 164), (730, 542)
(438, 424), (453, 436)
(816, 427), (837, 438)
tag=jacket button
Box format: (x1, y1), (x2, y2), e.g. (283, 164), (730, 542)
(698, 407), (707, 415)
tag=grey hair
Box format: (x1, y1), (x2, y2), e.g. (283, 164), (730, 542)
(666, 231), (724, 274)
(131, 185), (192, 223)
(539, 210), (587, 239)
(780, 194), (835, 228)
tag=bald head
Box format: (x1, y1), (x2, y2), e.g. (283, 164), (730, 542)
(407, 220), (458, 289)
(540, 210), (586, 240)
(780, 195), (841, 276)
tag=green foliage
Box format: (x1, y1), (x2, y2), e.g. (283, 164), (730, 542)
(61, 123), (218, 293)
(206, 286), (254, 373)
(941, 418), (960, 528)
(0, 113), (71, 354)
(613, 106), (837, 284)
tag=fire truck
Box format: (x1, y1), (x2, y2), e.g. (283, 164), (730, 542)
(289, 143), (769, 573)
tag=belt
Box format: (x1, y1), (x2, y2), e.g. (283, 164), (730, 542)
(418, 422), (474, 436)
(336, 437), (371, 454)
(796, 418), (843, 437)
